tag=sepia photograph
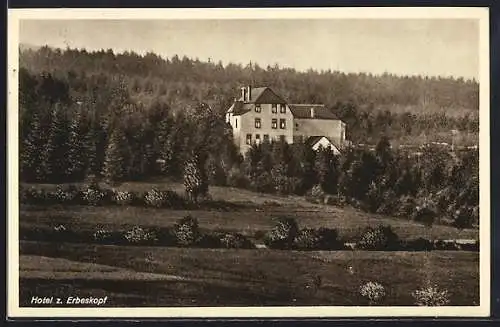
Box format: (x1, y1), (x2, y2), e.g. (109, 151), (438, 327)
(7, 7), (490, 318)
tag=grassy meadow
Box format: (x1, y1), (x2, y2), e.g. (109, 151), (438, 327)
(19, 181), (480, 307)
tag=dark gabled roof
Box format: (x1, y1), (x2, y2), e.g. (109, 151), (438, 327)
(237, 87), (287, 104)
(305, 136), (325, 146)
(288, 104), (339, 120)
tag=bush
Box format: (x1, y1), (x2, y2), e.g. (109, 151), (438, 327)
(173, 215), (200, 246)
(50, 185), (80, 204)
(412, 284), (451, 306)
(264, 216), (299, 249)
(20, 186), (48, 205)
(396, 195), (416, 218)
(81, 185), (106, 206)
(144, 188), (185, 208)
(357, 225), (399, 250)
(359, 281), (386, 305)
(144, 188), (168, 208)
(412, 205), (437, 227)
(402, 238), (433, 251)
(220, 232), (254, 249)
(124, 226), (158, 244)
(111, 189), (134, 205)
(294, 228), (321, 250)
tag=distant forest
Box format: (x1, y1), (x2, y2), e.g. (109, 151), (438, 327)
(20, 46), (479, 144)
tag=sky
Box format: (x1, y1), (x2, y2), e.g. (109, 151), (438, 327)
(19, 19), (479, 79)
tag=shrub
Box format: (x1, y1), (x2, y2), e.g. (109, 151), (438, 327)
(20, 186), (47, 204)
(357, 225), (399, 250)
(144, 188), (168, 208)
(124, 226), (158, 244)
(173, 215), (200, 246)
(51, 185), (80, 204)
(451, 205), (475, 230)
(402, 238), (433, 251)
(144, 188), (185, 208)
(81, 185), (106, 206)
(293, 227), (342, 250)
(396, 195), (416, 218)
(111, 189), (134, 205)
(264, 216), (299, 249)
(220, 232), (254, 249)
(310, 184), (325, 198)
(412, 284), (451, 306)
(197, 232), (223, 248)
(359, 281), (386, 305)
(93, 228), (114, 243)
(294, 228), (321, 250)
(412, 205), (437, 227)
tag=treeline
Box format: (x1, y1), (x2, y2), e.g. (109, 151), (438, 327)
(19, 45), (479, 144)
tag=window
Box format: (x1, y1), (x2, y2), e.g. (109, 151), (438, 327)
(272, 104), (277, 114)
(280, 104), (286, 113)
(255, 118), (261, 129)
(280, 119), (286, 129)
(255, 105), (261, 113)
(246, 134), (252, 145)
(235, 119), (238, 128)
(263, 134), (269, 142)
(272, 119), (278, 129)
(255, 134), (261, 143)
(295, 122), (299, 130)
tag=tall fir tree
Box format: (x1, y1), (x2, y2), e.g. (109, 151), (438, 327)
(102, 124), (128, 184)
(20, 111), (45, 182)
(183, 152), (208, 203)
(66, 108), (89, 181)
(42, 103), (71, 183)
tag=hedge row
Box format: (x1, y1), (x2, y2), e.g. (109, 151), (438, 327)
(21, 216), (479, 252)
(20, 216), (255, 249)
(19, 184), (241, 211)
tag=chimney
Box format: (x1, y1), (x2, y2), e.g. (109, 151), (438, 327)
(247, 86), (252, 102)
(310, 107), (315, 118)
(241, 87), (246, 102)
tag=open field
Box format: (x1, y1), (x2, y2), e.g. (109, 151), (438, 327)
(20, 242), (479, 307)
(20, 181), (478, 241)
(18, 182), (479, 307)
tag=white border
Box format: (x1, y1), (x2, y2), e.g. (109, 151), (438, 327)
(7, 7), (490, 318)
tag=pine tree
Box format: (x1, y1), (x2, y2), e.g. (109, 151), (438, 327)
(42, 104), (71, 183)
(102, 125), (128, 184)
(183, 153), (208, 203)
(20, 111), (45, 182)
(66, 109), (88, 181)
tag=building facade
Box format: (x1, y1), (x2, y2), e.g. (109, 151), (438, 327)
(226, 86), (346, 154)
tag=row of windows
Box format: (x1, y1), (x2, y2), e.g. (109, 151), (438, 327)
(255, 118), (286, 129)
(246, 134), (286, 145)
(255, 104), (286, 114)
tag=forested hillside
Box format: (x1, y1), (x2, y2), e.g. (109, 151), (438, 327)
(19, 45), (479, 145)
(19, 45), (479, 229)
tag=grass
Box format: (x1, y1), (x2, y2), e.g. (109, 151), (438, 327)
(19, 241), (479, 307)
(18, 181), (479, 307)
(20, 202), (478, 242)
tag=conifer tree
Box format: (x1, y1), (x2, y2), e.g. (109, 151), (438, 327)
(42, 104), (71, 182)
(66, 109), (88, 181)
(102, 124), (128, 184)
(183, 152), (208, 203)
(20, 112), (45, 182)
